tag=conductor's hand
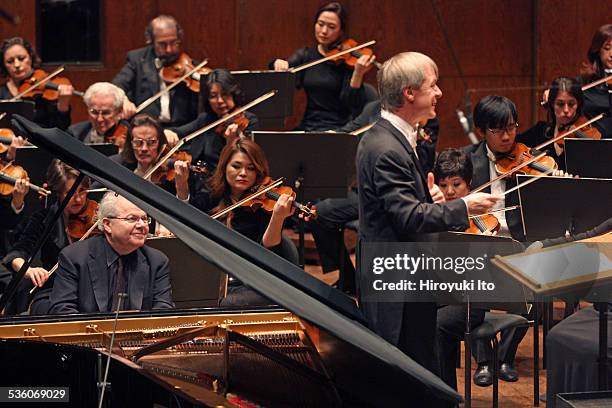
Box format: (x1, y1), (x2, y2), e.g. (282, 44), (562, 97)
(463, 193), (501, 216)
(427, 172), (445, 204)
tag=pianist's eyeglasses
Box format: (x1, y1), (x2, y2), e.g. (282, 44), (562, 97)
(107, 215), (152, 225)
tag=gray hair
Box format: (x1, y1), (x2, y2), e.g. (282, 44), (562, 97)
(377, 52), (438, 110)
(97, 192), (121, 231)
(83, 82), (125, 110)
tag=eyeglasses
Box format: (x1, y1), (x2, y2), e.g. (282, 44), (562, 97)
(88, 108), (117, 118)
(107, 215), (151, 225)
(487, 123), (518, 137)
(131, 138), (159, 148)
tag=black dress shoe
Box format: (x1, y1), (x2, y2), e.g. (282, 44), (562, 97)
(473, 365), (492, 387)
(499, 363), (519, 382)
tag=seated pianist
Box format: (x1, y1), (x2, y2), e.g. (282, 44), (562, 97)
(48, 192), (174, 314)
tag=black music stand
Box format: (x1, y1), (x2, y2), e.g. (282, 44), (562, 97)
(253, 131), (358, 266)
(14, 143), (118, 216)
(203, 71), (295, 128)
(518, 175), (612, 242)
(146, 236), (226, 308)
(565, 139), (612, 179)
(0, 101), (35, 128)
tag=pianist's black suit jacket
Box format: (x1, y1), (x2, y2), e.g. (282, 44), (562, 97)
(356, 118), (469, 374)
(48, 235), (174, 314)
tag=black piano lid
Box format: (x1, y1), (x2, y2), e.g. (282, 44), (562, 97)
(10, 116), (462, 405)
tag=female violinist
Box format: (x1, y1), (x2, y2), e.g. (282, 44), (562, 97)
(3, 160), (91, 315)
(171, 69), (258, 173)
(580, 24), (612, 138)
(0, 37), (73, 130)
(191, 138), (298, 306)
(271, 2), (375, 131)
(519, 76), (600, 170)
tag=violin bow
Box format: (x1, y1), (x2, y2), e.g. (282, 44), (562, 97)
(534, 113), (603, 151)
(135, 59), (209, 114)
(582, 74), (612, 92)
(468, 205), (520, 219)
(289, 40), (376, 74)
(143, 90), (277, 181)
(211, 177), (284, 220)
(351, 122), (375, 136)
(470, 151), (549, 194)
(29, 219), (99, 294)
(10, 66), (65, 101)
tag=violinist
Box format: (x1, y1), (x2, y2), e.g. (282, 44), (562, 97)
(191, 138), (297, 306)
(171, 69), (258, 173)
(0, 37), (73, 130)
(112, 15), (198, 128)
(2, 160), (91, 315)
(68, 82), (126, 144)
(580, 23), (612, 138)
(519, 76), (596, 171)
(271, 2), (375, 131)
(114, 114), (196, 202)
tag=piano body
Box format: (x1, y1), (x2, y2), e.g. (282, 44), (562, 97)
(0, 117), (463, 407)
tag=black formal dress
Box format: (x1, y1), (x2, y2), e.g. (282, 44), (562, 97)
(356, 116), (469, 398)
(112, 46), (199, 128)
(271, 47), (366, 131)
(48, 234), (174, 314)
(0, 85), (71, 130)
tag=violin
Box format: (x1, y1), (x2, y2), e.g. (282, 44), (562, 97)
(324, 38), (382, 69)
(0, 128), (15, 152)
(0, 163), (49, 196)
(150, 151), (208, 184)
(465, 214), (500, 235)
(17, 69), (83, 100)
(66, 199), (98, 240)
(105, 121), (129, 150)
(240, 178), (317, 218)
(161, 53), (212, 93)
(556, 115), (602, 146)
(494, 142), (557, 176)
(215, 111), (250, 136)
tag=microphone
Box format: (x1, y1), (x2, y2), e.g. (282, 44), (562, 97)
(456, 109), (479, 145)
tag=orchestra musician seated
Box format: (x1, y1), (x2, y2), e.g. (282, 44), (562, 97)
(48, 193), (174, 314)
(171, 69), (258, 174)
(191, 138), (299, 306)
(68, 82), (127, 145)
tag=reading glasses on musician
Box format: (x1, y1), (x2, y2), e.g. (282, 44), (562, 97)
(131, 139), (159, 148)
(106, 215), (152, 225)
(88, 108), (117, 118)
(487, 123), (519, 137)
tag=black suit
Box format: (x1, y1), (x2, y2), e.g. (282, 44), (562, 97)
(112, 46), (199, 128)
(48, 235), (174, 314)
(463, 141), (525, 241)
(356, 118), (469, 378)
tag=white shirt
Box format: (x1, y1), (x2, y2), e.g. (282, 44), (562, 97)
(486, 144), (510, 237)
(381, 109), (418, 158)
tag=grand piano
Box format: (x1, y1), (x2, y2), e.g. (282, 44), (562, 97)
(0, 117), (462, 407)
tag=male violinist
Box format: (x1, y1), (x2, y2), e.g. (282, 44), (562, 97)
(112, 15), (198, 130)
(356, 51), (499, 406)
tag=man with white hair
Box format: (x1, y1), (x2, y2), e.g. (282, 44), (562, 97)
(48, 193), (173, 314)
(68, 82), (126, 144)
(356, 52), (499, 391)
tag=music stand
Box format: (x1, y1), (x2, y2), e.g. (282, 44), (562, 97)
(518, 175), (612, 241)
(208, 70), (295, 128)
(565, 139), (612, 178)
(146, 236), (226, 308)
(253, 131), (358, 266)
(14, 143), (118, 216)
(0, 101), (35, 127)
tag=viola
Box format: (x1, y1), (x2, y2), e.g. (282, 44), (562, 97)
(0, 163), (49, 197)
(150, 151), (208, 184)
(465, 214), (500, 235)
(66, 199), (98, 240)
(494, 142), (557, 176)
(215, 111), (250, 136)
(17, 69), (83, 100)
(556, 115), (602, 146)
(324, 38), (382, 69)
(161, 52), (212, 93)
